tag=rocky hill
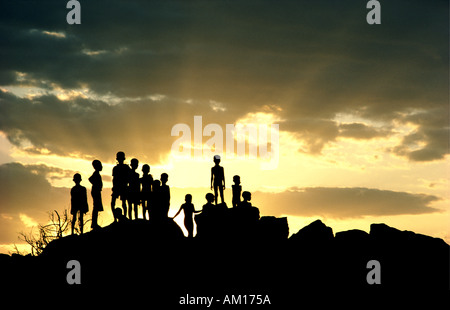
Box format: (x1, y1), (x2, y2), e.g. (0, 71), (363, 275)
(0, 205), (448, 301)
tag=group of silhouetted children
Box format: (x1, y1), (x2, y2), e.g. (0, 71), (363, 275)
(70, 152), (253, 237)
(109, 151), (171, 222)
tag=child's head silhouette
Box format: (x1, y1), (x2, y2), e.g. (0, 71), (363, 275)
(130, 158), (139, 170)
(92, 159), (102, 171)
(213, 155), (221, 165)
(233, 175), (240, 184)
(205, 193), (215, 203)
(161, 173), (168, 184)
(242, 191), (251, 202)
(73, 173), (82, 184)
(113, 207), (123, 218)
(185, 194), (192, 203)
(142, 164), (150, 174)
(116, 151), (125, 162)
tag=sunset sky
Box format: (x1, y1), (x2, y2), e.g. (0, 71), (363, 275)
(0, 0), (448, 254)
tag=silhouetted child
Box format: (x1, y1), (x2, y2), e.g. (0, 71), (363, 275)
(113, 207), (128, 223)
(70, 173), (89, 235)
(140, 164), (153, 220)
(128, 158), (140, 220)
(232, 175), (242, 208)
(88, 159), (103, 230)
(111, 151), (130, 222)
(173, 194), (201, 238)
(160, 173), (170, 219)
(239, 191), (252, 208)
(210, 155), (225, 205)
(202, 193), (215, 214)
(151, 179), (161, 220)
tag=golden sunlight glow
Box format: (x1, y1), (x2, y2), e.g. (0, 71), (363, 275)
(1, 90), (448, 254)
(19, 213), (38, 228)
(41, 30), (66, 38)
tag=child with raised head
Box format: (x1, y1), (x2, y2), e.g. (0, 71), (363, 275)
(160, 173), (170, 219)
(71, 173), (89, 235)
(232, 175), (242, 208)
(88, 159), (103, 230)
(173, 194), (201, 238)
(128, 158), (140, 220)
(113, 207), (128, 223)
(240, 191), (252, 208)
(140, 164), (153, 220)
(210, 155), (225, 205)
(202, 193), (215, 214)
(111, 151), (130, 221)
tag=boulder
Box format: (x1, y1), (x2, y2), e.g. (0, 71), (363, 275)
(289, 219), (333, 245)
(259, 216), (289, 241)
(41, 218), (185, 259)
(335, 229), (369, 244)
(195, 205), (261, 240)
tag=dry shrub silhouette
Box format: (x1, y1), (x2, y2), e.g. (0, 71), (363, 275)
(19, 209), (90, 256)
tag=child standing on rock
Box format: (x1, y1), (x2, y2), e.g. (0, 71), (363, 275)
(210, 155), (225, 205)
(70, 173), (89, 235)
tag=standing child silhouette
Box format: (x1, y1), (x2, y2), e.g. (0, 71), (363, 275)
(232, 175), (242, 208)
(70, 173), (89, 235)
(173, 194), (201, 238)
(111, 151), (130, 221)
(160, 173), (170, 219)
(140, 164), (153, 220)
(151, 179), (161, 220)
(88, 160), (103, 230)
(210, 155), (225, 205)
(128, 158), (140, 220)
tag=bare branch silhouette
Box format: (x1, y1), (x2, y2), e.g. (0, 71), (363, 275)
(19, 209), (90, 256)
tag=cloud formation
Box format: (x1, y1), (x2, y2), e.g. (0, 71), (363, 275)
(0, 163), (69, 217)
(0, 0), (447, 162)
(0, 162), (69, 243)
(0, 89), (254, 163)
(255, 187), (441, 218)
(338, 123), (391, 140)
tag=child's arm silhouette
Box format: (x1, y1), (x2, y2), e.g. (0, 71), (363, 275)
(172, 205), (183, 219)
(210, 167), (214, 190)
(222, 167), (225, 189)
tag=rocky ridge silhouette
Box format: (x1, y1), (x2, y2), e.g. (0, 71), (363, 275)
(0, 205), (448, 300)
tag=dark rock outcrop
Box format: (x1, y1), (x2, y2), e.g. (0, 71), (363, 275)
(259, 216), (289, 241)
(335, 229), (369, 243)
(1, 217), (448, 298)
(42, 218), (185, 259)
(289, 219), (333, 245)
(195, 204), (288, 241)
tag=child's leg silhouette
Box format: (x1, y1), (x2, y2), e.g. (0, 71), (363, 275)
(71, 213), (77, 235)
(214, 186), (218, 205)
(92, 209), (98, 228)
(134, 202), (138, 220)
(219, 186), (224, 204)
(142, 200), (147, 220)
(122, 199), (128, 219)
(79, 212), (84, 234)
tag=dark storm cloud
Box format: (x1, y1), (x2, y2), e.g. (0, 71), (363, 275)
(391, 108), (450, 162)
(0, 89), (251, 163)
(0, 0), (448, 161)
(0, 162), (71, 243)
(0, 162), (68, 218)
(254, 187), (441, 218)
(282, 118), (339, 154)
(339, 123), (391, 140)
